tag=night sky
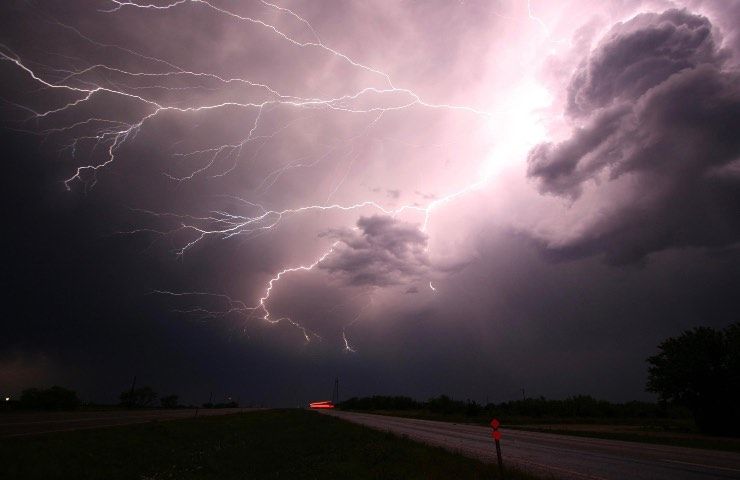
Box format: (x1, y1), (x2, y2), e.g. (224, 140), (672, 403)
(1, 0), (739, 407)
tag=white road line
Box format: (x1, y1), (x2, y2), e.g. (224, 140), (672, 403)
(661, 459), (740, 473)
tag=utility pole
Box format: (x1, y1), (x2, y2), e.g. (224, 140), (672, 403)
(332, 376), (339, 404)
(128, 376), (137, 409)
(521, 388), (526, 401)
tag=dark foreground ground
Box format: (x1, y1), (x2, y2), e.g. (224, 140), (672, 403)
(0, 409), (540, 480)
(0, 408), (251, 437)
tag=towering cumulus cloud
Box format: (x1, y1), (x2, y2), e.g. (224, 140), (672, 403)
(528, 9), (740, 263)
(319, 215), (430, 287)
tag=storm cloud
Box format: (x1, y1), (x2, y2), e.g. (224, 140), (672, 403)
(2, 0), (740, 407)
(319, 216), (430, 287)
(528, 9), (740, 263)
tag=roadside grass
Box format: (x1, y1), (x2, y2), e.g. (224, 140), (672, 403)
(0, 409), (542, 480)
(340, 409), (740, 453)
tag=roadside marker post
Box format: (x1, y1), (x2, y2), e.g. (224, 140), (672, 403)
(490, 418), (504, 478)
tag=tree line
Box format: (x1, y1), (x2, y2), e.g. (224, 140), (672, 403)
(342, 322), (740, 435)
(4, 385), (239, 410)
(339, 394), (683, 420)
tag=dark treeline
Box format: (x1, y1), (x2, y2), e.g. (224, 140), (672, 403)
(342, 322), (739, 436)
(12, 386), (81, 411)
(339, 394), (689, 420)
(3, 385), (239, 411)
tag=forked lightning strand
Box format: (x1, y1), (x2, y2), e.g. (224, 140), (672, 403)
(1, 0), (502, 344)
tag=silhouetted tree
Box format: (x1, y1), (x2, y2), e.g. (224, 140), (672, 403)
(427, 395), (464, 414)
(119, 386), (157, 408)
(160, 394), (178, 409)
(20, 386), (80, 410)
(465, 399), (483, 417)
(647, 323), (740, 435)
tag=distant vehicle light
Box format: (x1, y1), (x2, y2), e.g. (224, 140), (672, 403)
(309, 400), (335, 409)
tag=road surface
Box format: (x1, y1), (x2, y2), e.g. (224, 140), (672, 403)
(0, 408), (253, 437)
(323, 410), (740, 480)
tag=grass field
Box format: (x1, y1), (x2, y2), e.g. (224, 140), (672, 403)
(0, 409), (541, 480)
(338, 409), (740, 453)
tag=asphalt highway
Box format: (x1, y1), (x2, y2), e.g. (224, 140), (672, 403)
(323, 410), (740, 480)
(0, 408), (251, 437)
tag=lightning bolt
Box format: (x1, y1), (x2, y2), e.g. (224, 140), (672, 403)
(342, 322), (358, 353)
(1, 0), (506, 345)
(526, 0), (567, 45)
(526, 0), (550, 37)
(341, 297), (374, 354)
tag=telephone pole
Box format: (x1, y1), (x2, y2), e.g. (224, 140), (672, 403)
(127, 375), (137, 408)
(332, 376), (339, 404)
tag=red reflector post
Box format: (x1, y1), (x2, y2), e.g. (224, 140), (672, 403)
(490, 418), (504, 475)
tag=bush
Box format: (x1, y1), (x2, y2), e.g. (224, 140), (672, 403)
(160, 394), (179, 409)
(119, 386), (157, 408)
(20, 386), (80, 410)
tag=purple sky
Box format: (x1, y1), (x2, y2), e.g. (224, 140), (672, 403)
(1, 0), (739, 405)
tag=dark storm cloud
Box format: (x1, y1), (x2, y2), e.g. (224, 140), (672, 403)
(566, 9), (723, 116)
(3, 0), (740, 409)
(319, 215), (430, 287)
(528, 9), (740, 263)
(415, 190), (436, 200)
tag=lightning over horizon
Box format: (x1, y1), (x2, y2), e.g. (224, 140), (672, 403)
(3, 0), (740, 413)
(0, 0), (510, 347)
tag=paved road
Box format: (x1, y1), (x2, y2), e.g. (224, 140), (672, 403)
(323, 411), (740, 480)
(0, 408), (253, 437)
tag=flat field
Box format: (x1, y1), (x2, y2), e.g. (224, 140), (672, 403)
(0, 409), (540, 480)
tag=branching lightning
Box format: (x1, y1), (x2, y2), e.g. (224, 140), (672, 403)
(341, 297), (374, 354)
(1, 0), (509, 346)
